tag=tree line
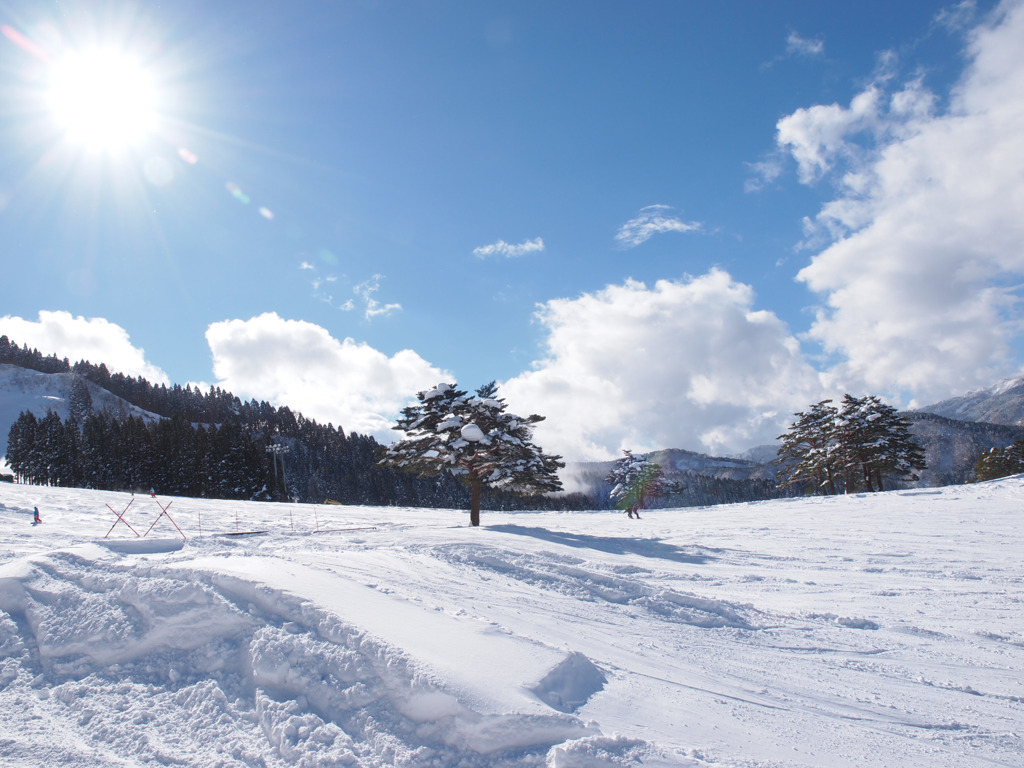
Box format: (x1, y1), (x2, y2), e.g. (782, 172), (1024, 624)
(1, 335), (259, 425)
(3, 338), (591, 510)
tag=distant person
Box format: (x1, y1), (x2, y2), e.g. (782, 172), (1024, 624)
(625, 507), (634, 519)
(632, 504), (640, 519)
(33, 506), (41, 524)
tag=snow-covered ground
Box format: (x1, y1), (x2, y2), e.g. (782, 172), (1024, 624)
(0, 481), (1021, 767)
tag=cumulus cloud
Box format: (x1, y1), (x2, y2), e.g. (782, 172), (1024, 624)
(0, 311), (169, 384)
(782, 0), (1024, 401)
(500, 270), (826, 461)
(776, 86), (885, 184)
(473, 237), (545, 259)
(615, 205), (702, 248)
(206, 313), (447, 440)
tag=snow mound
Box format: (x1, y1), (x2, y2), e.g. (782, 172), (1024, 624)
(99, 538), (185, 554)
(530, 652), (607, 714)
(548, 735), (696, 768)
(0, 544), (597, 766)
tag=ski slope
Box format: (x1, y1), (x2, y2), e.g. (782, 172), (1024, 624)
(0, 480), (1021, 767)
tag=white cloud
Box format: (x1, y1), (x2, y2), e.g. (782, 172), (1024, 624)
(473, 237), (545, 259)
(0, 311), (169, 384)
(744, 157), (785, 193)
(353, 275), (401, 320)
(206, 313), (447, 440)
(776, 86), (884, 184)
(786, 31), (825, 57)
(786, 0), (1024, 401)
(935, 0), (978, 32)
(500, 270), (826, 461)
(615, 205), (702, 248)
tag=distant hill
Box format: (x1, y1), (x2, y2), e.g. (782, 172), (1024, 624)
(0, 363), (158, 460)
(903, 412), (1024, 486)
(564, 411), (1024, 506)
(917, 376), (1024, 427)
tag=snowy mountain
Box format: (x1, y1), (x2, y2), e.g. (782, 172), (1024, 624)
(1, 479), (1021, 767)
(0, 363), (159, 461)
(918, 375), (1024, 426)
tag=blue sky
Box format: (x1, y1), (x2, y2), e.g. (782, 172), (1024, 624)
(2, 0), (1023, 461)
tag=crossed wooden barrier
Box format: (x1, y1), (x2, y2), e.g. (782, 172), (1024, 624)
(105, 496), (186, 540)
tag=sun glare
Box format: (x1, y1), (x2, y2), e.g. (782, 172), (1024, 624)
(47, 49), (159, 151)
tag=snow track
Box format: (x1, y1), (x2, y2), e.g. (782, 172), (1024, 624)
(0, 544), (598, 767)
(0, 481), (1022, 766)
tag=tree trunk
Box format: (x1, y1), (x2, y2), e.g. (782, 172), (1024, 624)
(862, 461), (875, 492)
(470, 479), (481, 527)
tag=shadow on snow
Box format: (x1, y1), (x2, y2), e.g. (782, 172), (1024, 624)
(486, 524), (717, 564)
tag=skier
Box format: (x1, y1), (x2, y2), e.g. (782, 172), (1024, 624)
(632, 504), (640, 519)
(33, 506), (41, 524)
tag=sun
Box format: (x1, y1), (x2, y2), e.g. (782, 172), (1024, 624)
(46, 48), (159, 152)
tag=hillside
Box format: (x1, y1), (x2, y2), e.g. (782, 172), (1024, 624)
(0, 363), (158, 461)
(918, 375), (1024, 426)
(1, 480), (1021, 766)
(904, 412), (1024, 486)
(0, 361), (592, 511)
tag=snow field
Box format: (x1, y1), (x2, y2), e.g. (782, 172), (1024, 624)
(0, 480), (1022, 767)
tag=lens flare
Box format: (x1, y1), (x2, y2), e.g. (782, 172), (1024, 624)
(1, 25), (50, 62)
(226, 182), (250, 204)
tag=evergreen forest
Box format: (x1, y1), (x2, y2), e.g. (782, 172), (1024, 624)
(0, 336), (591, 510)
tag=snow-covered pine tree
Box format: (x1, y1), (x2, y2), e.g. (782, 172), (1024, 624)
(380, 381), (564, 526)
(778, 395), (926, 494)
(605, 450), (681, 510)
(837, 395), (925, 492)
(975, 440), (1024, 481)
(776, 399), (841, 495)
